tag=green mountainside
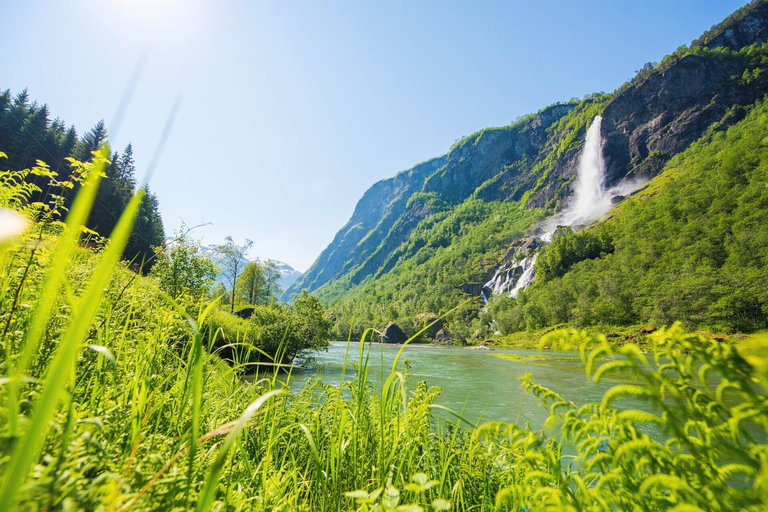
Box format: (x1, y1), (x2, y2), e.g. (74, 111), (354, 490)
(287, 0), (768, 339)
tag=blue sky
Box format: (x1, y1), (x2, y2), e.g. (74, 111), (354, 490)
(0, 0), (748, 270)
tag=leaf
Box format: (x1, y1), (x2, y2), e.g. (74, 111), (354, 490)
(616, 409), (664, 424)
(601, 384), (650, 408)
(195, 390), (282, 512)
(381, 485), (400, 509)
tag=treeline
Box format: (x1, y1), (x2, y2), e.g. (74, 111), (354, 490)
(0, 88), (164, 267)
(489, 98), (768, 334)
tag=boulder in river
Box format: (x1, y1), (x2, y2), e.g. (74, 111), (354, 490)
(380, 322), (407, 344)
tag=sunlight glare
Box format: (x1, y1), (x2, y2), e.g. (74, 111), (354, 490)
(83, 0), (207, 48)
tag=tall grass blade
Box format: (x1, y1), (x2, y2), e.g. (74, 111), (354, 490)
(195, 389), (282, 512)
(0, 179), (142, 508)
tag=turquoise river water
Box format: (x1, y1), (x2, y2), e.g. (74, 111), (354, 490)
(278, 341), (636, 429)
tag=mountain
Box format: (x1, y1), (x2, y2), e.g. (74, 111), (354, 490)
(195, 244), (303, 295)
(287, 1), (768, 338)
(252, 257), (303, 292)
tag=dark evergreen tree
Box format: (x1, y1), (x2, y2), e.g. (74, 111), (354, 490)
(72, 120), (107, 162)
(125, 186), (165, 272)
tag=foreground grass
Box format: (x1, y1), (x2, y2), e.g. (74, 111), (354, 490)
(1, 153), (768, 510)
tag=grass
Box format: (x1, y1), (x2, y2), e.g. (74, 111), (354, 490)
(1, 150), (767, 511)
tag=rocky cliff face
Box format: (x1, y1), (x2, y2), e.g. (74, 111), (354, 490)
(601, 53), (768, 187)
(285, 155), (446, 298)
(289, 0), (768, 301)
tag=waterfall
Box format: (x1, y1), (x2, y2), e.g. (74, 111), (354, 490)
(561, 115), (611, 226)
(509, 254), (537, 298)
(484, 115), (631, 300)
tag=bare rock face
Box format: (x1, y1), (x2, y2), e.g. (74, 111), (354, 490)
(601, 53), (768, 186)
(502, 237), (543, 263)
(380, 322), (407, 344)
(458, 283), (485, 297)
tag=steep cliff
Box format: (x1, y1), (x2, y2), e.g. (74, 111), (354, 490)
(284, 155), (446, 298)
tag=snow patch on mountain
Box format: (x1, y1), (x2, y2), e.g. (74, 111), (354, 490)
(189, 243), (303, 295)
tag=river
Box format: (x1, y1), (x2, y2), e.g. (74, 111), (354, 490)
(277, 341), (635, 429)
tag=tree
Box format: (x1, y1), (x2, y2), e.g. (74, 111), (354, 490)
(72, 120), (107, 162)
(126, 186), (165, 270)
(210, 282), (229, 304)
(150, 228), (218, 302)
(291, 290), (332, 350)
(237, 261), (266, 305)
(214, 237), (253, 313)
(262, 259), (283, 299)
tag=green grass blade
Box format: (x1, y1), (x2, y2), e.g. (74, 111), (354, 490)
(195, 389), (282, 512)
(6, 150), (107, 437)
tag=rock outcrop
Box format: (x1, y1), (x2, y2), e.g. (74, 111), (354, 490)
(414, 313), (444, 338)
(380, 322), (407, 344)
(234, 307), (255, 319)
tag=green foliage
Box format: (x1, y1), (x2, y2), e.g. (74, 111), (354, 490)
(0, 87), (165, 268)
(206, 291), (330, 364)
(502, 322), (768, 511)
(323, 199), (546, 339)
(291, 290), (332, 350)
(536, 226), (614, 282)
(214, 236), (253, 313)
(236, 260), (281, 306)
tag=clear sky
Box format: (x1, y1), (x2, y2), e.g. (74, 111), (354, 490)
(0, 0), (748, 270)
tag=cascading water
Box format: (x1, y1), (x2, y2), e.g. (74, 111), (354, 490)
(483, 115), (630, 300)
(564, 115), (608, 225)
(509, 254), (537, 298)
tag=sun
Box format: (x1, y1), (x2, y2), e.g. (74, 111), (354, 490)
(84, 0), (206, 48)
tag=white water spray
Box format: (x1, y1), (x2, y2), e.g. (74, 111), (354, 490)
(509, 254), (537, 298)
(560, 115), (611, 226)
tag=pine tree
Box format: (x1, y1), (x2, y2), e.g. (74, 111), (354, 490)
(72, 120), (107, 162)
(125, 186), (165, 272)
